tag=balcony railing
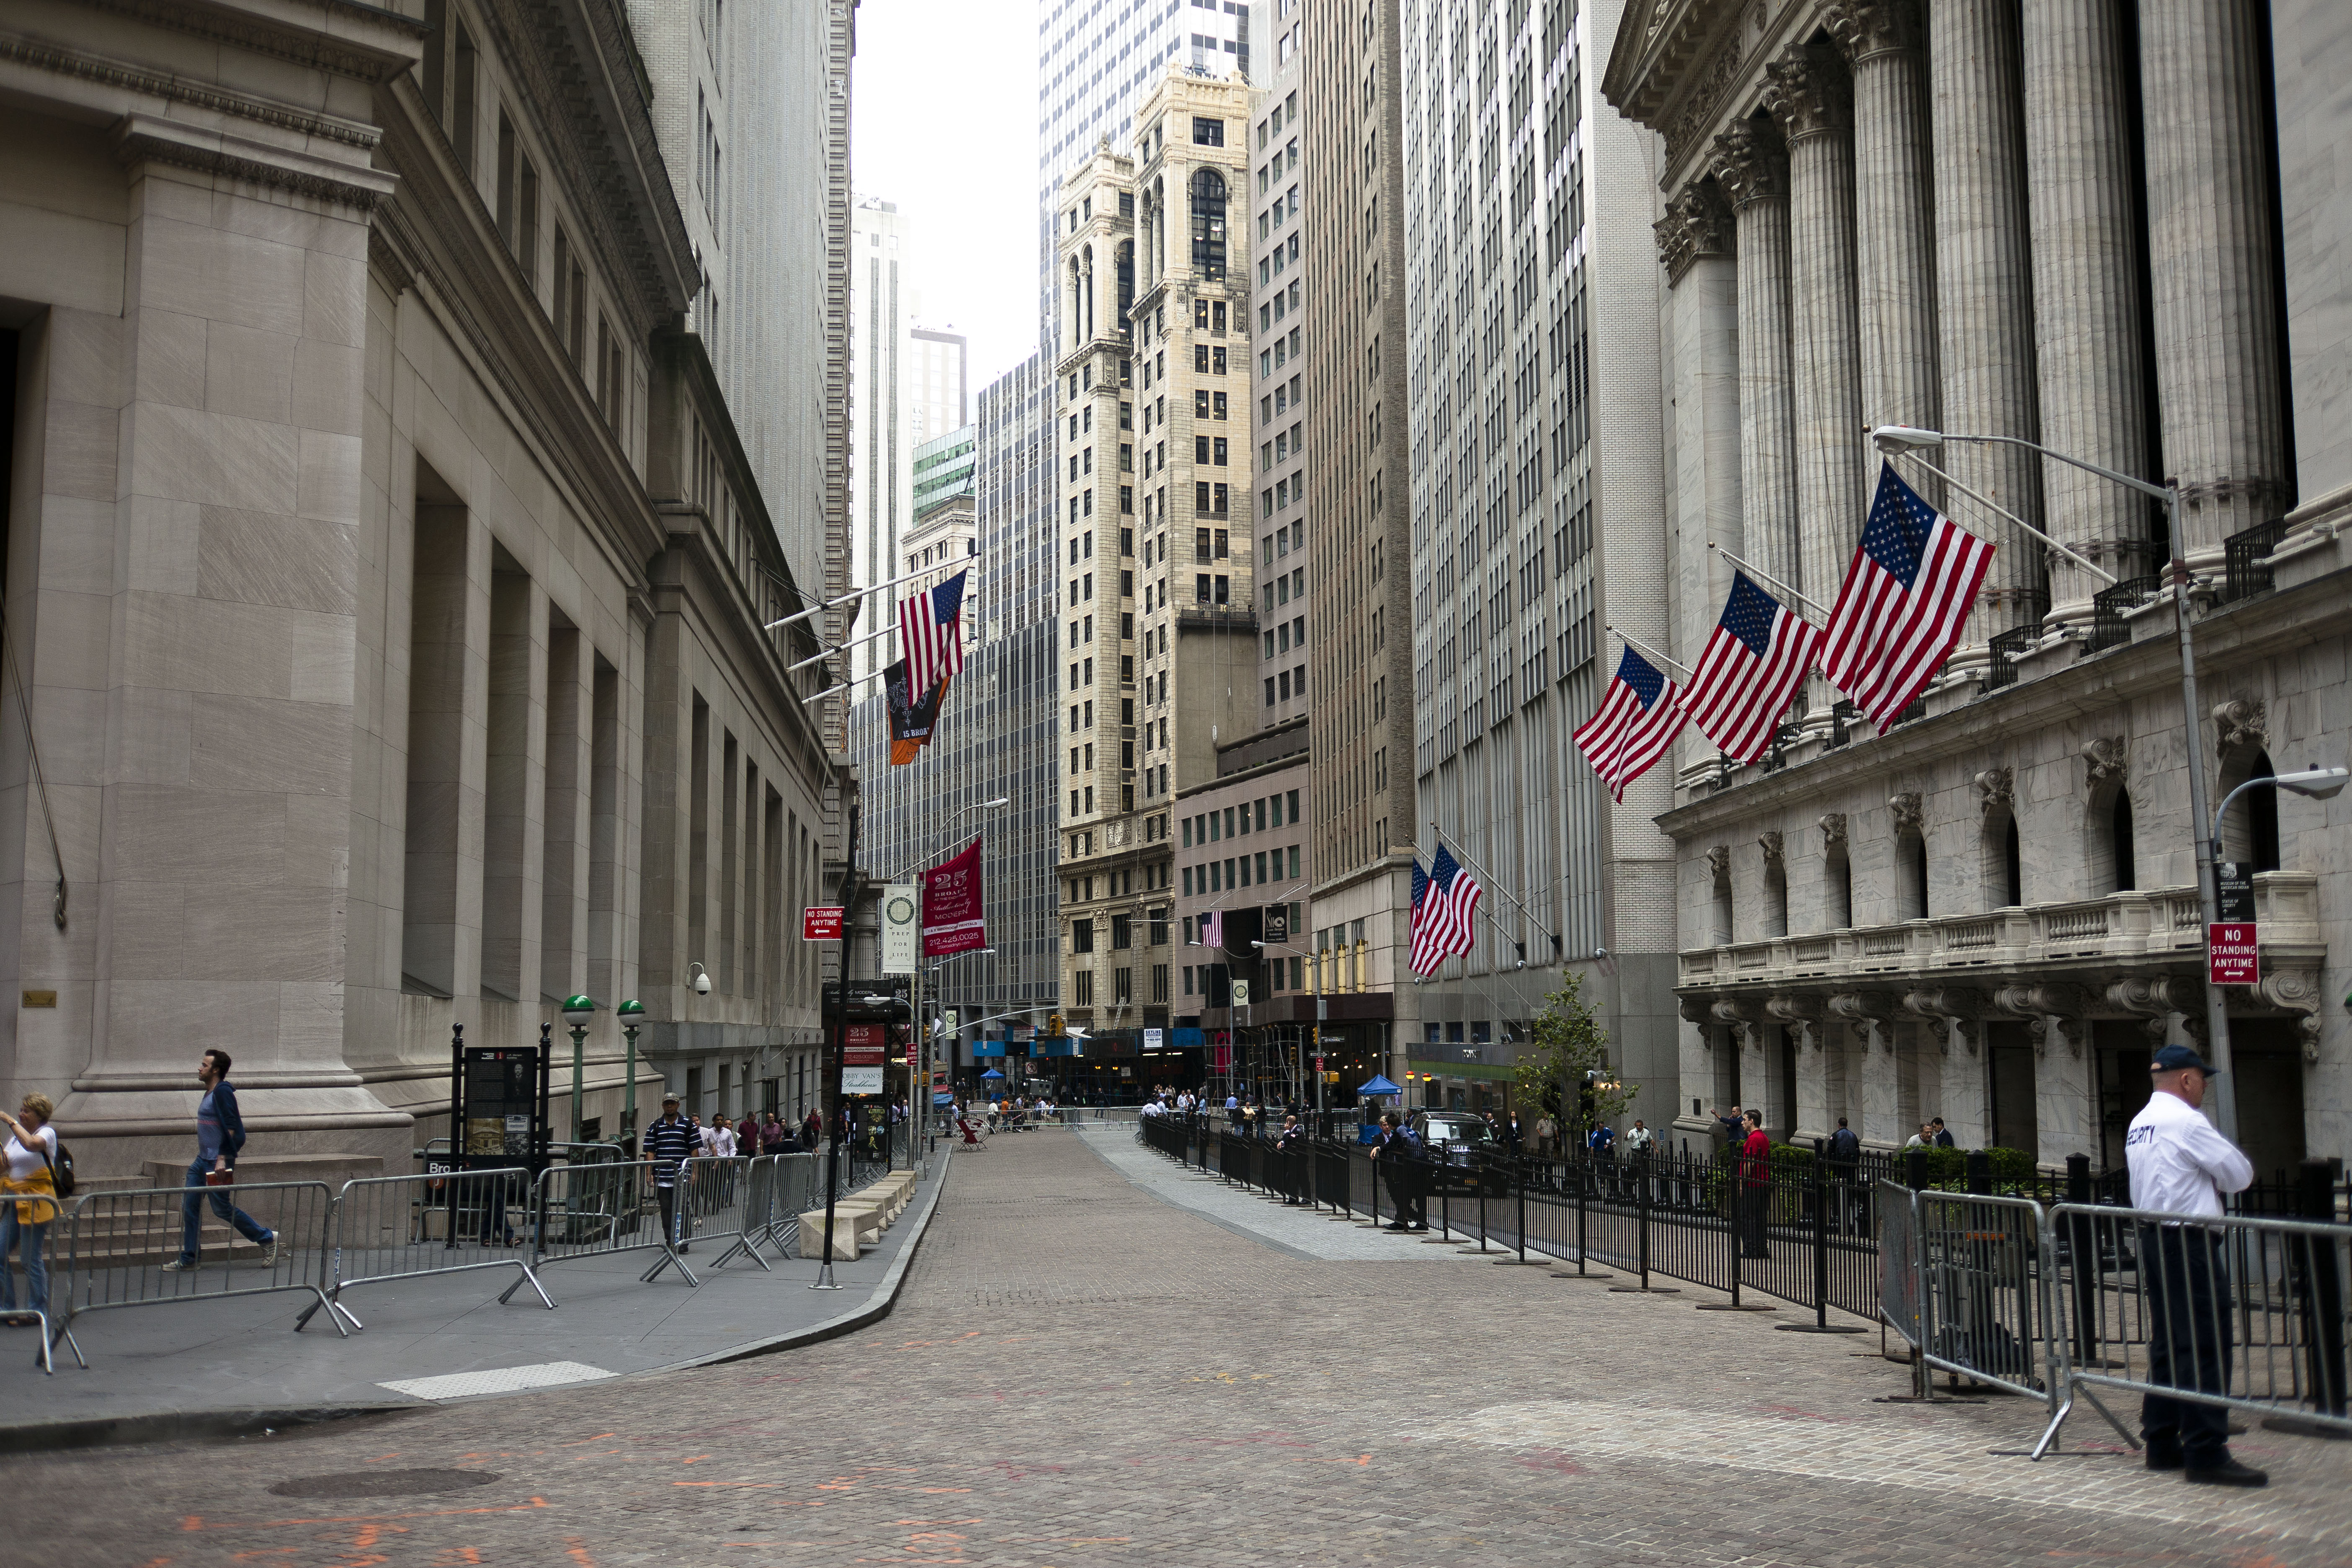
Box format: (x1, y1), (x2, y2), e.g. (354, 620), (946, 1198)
(2219, 517), (2290, 607)
(2084, 573), (2162, 655)
(1676, 872), (2317, 991)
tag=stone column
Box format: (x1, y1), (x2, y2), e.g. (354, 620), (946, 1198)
(1712, 121), (1800, 598)
(1856, 1024), (1902, 1146)
(1830, 0), (1940, 443)
(1763, 44), (1863, 730)
(2138, 0), (2293, 567)
(1655, 183), (1741, 694)
(1934, 1027), (1992, 1149)
(1928, 0), (2045, 656)
(2030, 1016), (2097, 1167)
(2021, 0), (2151, 632)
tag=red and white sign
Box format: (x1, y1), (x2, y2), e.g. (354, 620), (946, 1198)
(2208, 923), (2259, 986)
(801, 905), (845, 941)
(923, 839), (988, 957)
(842, 1024), (886, 1067)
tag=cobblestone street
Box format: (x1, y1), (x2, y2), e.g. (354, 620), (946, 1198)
(21, 1132), (2350, 1567)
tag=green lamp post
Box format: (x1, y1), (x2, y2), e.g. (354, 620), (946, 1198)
(562, 994), (598, 1145)
(616, 998), (646, 1142)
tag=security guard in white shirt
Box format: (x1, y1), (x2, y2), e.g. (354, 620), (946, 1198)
(2123, 1044), (2263, 1487)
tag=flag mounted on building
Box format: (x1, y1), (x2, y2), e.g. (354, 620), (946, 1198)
(1681, 572), (1822, 764)
(897, 567), (968, 698)
(921, 838), (986, 957)
(1821, 462), (1997, 732)
(1408, 844), (1481, 976)
(1199, 908), (1224, 952)
(884, 659), (949, 765)
(1573, 645), (1685, 802)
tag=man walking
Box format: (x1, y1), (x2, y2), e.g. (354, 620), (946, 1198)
(644, 1093), (698, 1253)
(2128, 1044), (2262, 1487)
(166, 1050), (279, 1272)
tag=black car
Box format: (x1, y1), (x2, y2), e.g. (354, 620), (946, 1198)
(1408, 1111), (1511, 1197)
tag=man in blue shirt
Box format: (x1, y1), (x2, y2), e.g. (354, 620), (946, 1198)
(165, 1049), (278, 1271)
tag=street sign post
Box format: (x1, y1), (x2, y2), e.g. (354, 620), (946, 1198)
(2208, 923), (2259, 986)
(802, 905), (844, 941)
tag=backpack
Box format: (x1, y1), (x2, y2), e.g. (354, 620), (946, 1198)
(41, 1134), (75, 1199)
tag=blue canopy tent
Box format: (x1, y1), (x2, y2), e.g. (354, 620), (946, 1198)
(1356, 1075), (1403, 1143)
(980, 1068), (1005, 1081)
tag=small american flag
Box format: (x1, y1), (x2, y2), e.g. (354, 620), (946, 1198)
(1199, 908), (1223, 950)
(1573, 645), (1684, 802)
(1822, 464), (1996, 732)
(897, 568), (969, 698)
(1408, 845), (1481, 976)
(1681, 573), (1821, 765)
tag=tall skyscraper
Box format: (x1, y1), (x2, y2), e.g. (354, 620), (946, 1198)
(849, 197), (913, 690)
(908, 324), (970, 446)
(1398, 0), (1678, 1112)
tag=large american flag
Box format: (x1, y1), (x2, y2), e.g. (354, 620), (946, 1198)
(1822, 463), (1996, 732)
(1408, 845), (1481, 976)
(1573, 645), (1684, 802)
(1681, 572), (1821, 764)
(897, 568), (969, 698)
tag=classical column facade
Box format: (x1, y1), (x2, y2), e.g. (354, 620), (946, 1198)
(1713, 121), (1799, 599)
(1763, 44), (1863, 727)
(2020, 0), (2151, 632)
(1928, 0), (2045, 654)
(1830, 0), (1940, 448)
(1657, 184), (1741, 684)
(2137, 0), (2293, 567)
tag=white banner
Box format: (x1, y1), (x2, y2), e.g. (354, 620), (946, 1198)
(842, 1066), (885, 1096)
(880, 882), (918, 974)
(1143, 1027), (1164, 1052)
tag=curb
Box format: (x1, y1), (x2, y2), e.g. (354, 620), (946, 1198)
(0, 1402), (424, 1457)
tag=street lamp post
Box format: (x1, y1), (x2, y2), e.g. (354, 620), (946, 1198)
(1253, 939), (1323, 1121)
(616, 999), (645, 1144)
(901, 797), (1009, 1171)
(561, 994), (598, 1145)
(1870, 424), (2305, 1140)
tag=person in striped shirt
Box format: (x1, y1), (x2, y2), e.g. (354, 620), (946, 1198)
(642, 1094), (698, 1253)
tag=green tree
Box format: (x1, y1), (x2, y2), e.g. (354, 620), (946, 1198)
(1509, 975), (1636, 1137)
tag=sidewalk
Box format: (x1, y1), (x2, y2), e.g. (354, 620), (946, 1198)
(0, 1148), (951, 1443)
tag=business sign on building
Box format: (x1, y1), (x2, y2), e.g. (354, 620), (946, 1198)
(880, 883), (918, 974)
(2216, 862), (2256, 923)
(843, 1022), (887, 1095)
(1143, 1027), (1164, 1052)
(2208, 923), (2259, 986)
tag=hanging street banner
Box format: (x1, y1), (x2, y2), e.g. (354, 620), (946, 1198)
(2208, 923), (2259, 986)
(880, 882), (918, 974)
(801, 905), (844, 941)
(884, 659), (949, 766)
(843, 1023), (887, 1095)
(923, 838), (987, 957)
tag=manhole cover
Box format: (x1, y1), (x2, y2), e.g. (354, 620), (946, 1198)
(271, 1469), (500, 1499)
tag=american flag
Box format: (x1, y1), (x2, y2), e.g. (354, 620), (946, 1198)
(1822, 463), (1996, 732)
(1408, 845), (1482, 976)
(1198, 908), (1223, 951)
(1681, 572), (1822, 765)
(1573, 645), (1685, 802)
(897, 568), (969, 697)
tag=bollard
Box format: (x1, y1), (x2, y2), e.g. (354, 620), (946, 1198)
(2065, 1153), (2099, 1365)
(1965, 1149), (1992, 1196)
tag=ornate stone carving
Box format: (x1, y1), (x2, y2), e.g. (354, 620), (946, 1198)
(2213, 698), (2267, 751)
(1819, 812), (1848, 849)
(1655, 182), (1734, 283)
(1706, 844), (1732, 881)
(1903, 987), (1984, 1055)
(1761, 42), (1849, 144)
(1710, 119), (1787, 209)
(1678, 995), (1717, 1028)
(1767, 992), (1822, 1050)
(2107, 975), (2202, 1048)
(1758, 829), (1785, 866)
(1888, 792), (1924, 833)
(1710, 997), (1761, 1050)
(1663, 33), (1756, 170)
(2083, 735), (2129, 787)
(2255, 965), (2324, 1063)
(1828, 990), (1896, 1050)
(1825, 0), (1921, 63)
(1973, 766), (2014, 816)
(2027, 1015), (2084, 1059)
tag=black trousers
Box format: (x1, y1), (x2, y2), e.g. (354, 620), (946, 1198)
(1384, 1163), (1426, 1226)
(1740, 1184), (1770, 1256)
(2140, 1225), (2234, 1465)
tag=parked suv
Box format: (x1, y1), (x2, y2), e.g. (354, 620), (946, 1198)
(1408, 1111), (1509, 1197)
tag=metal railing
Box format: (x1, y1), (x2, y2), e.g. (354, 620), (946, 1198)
(298, 1167), (552, 1331)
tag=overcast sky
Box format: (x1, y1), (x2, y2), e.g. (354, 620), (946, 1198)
(851, 0), (1042, 398)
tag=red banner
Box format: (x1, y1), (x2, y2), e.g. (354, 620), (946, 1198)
(923, 838), (987, 957)
(2208, 923), (2259, 986)
(843, 1024), (885, 1067)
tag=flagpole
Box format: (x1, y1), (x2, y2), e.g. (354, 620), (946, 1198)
(1707, 542), (1831, 622)
(1602, 625), (1693, 678)
(1428, 822), (1560, 958)
(762, 563), (970, 631)
(1882, 450), (2119, 587)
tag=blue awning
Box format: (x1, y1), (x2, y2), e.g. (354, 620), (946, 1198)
(980, 1068), (1005, 1080)
(1173, 1028), (1207, 1049)
(1357, 1075), (1402, 1096)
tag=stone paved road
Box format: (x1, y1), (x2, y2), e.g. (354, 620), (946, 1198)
(20, 1131), (2350, 1567)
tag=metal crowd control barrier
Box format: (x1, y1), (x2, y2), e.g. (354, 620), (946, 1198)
(530, 1156), (670, 1276)
(297, 1168), (552, 1332)
(712, 1153), (822, 1269)
(1909, 1188), (2058, 1408)
(2035, 1202), (2352, 1457)
(51, 1178), (343, 1363)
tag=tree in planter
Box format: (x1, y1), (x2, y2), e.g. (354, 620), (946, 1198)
(1509, 975), (1637, 1146)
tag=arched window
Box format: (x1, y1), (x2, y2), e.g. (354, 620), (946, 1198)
(1190, 168), (1227, 280)
(1710, 855), (1734, 945)
(1824, 843), (1852, 930)
(1763, 858), (1788, 938)
(2219, 749), (2281, 872)
(1897, 830), (1929, 920)
(1982, 807), (2022, 908)
(2100, 788), (2135, 892)
(1116, 240), (1134, 328)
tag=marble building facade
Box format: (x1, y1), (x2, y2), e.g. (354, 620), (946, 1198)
(0, 0), (854, 1176)
(1602, 0), (2351, 1176)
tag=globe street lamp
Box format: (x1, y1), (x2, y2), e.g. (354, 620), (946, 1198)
(616, 998), (646, 1142)
(562, 995), (598, 1145)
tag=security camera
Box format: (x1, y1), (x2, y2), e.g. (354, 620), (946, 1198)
(690, 962), (712, 996)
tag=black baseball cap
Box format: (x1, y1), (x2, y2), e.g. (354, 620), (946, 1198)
(2150, 1044), (2220, 1075)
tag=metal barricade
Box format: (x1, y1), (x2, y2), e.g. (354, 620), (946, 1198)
(51, 1178), (343, 1362)
(2035, 1202), (2352, 1457)
(299, 1168), (552, 1331)
(1909, 1188), (2057, 1408)
(530, 1157), (676, 1278)
(1880, 1180), (1922, 1350)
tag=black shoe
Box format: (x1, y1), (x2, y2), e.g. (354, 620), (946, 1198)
(1384, 1222), (1410, 1231)
(2184, 1459), (2267, 1488)
(679, 1243), (691, 1254)
(1409, 1223), (1429, 1232)
(2143, 1442), (2184, 1473)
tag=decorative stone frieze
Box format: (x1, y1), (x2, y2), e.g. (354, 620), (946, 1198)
(1973, 766), (2013, 816)
(1825, 0), (1921, 65)
(1710, 119), (1786, 209)
(1819, 812), (1848, 848)
(2253, 966), (2324, 1062)
(1706, 843), (1732, 881)
(1903, 986), (1983, 1055)
(1888, 792), (1923, 833)
(1767, 990), (1822, 1049)
(1758, 829), (1785, 866)
(1654, 181), (1735, 285)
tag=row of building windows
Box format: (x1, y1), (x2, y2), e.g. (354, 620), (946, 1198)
(1182, 846), (1302, 898)
(1182, 792), (1300, 846)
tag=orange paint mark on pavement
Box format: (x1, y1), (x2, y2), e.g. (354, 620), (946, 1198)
(431, 1551), (485, 1565)
(1293, 1454), (1372, 1465)
(562, 1537), (598, 1566)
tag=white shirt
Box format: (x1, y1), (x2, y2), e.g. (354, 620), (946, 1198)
(706, 1126), (735, 1157)
(2125, 1089), (2253, 1219)
(1623, 1126), (1654, 1153)
(5, 1124), (56, 1182)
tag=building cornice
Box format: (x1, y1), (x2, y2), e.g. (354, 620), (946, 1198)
(0, 29), (383, 146)
(70, 0), (426, 83)
(112, 111), (396, 209)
